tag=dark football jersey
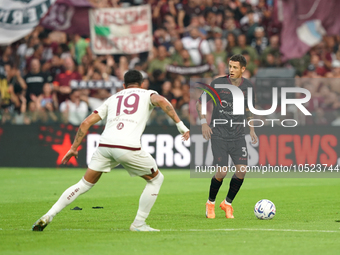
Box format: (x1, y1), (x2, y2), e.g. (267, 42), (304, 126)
(199, 75), (255, 140)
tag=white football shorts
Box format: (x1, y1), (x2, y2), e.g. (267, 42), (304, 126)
(88, 146), (158, 177)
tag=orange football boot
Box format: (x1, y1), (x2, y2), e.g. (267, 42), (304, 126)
(220, 200), (234, 218)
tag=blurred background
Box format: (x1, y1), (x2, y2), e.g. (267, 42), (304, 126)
(1, 0), (340, 127)
(0, 0), (339, 168)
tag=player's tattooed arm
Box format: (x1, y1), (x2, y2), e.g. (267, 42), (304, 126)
(74, 128), (85, 144)
(70, 113), (102, 151)
(63, 112), (102, 164)
(151, 94), (181, 123)
(165, 105), (177, 120)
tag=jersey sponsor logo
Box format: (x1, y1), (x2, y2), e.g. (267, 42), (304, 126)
(117, 122), (124, 130)
(196, 82), (222, 111)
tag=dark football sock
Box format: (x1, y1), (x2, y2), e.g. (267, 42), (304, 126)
(226, 174), (244, 203)
(208, 176), (223, 202)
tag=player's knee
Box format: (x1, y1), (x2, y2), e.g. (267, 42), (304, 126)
(215, 177), (224, 182)
(79, 177), (94, 194)
(235, 172), (246, 179)
(152, 171), (164, 186)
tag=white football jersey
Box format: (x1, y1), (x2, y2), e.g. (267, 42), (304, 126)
(95, 88), (158, 148)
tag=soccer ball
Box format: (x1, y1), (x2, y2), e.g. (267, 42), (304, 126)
(254, 199), (276, 220)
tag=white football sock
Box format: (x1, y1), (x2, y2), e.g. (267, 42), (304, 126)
(224, 200), (232, 205)
(207, 200), (215, 204)
(46, 177), (94, 218)
(133, 171), (164, 226)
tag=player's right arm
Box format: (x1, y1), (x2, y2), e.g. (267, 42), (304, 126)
(151, 94), (190, 141)
(196, 96), (213, 140)
(61, 112), (103, 164)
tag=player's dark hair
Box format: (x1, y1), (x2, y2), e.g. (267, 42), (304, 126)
(230, 54), (247, 68)
(124, 70), (143, 87)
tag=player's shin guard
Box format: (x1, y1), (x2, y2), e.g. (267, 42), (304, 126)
(208, 176), (223, 202)
(46, 177), (94, 218)
(133, 171), (164, 226)
(226, 174), (244, 203)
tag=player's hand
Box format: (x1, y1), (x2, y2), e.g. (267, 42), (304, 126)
(250, 130), (258, 144)
(182, 131), (190, 141)
(202, 123), (212, 140)
(61, 148), (78, 164)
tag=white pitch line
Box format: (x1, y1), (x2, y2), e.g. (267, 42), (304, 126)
(2, 228), (339, 233)
(162, 228), (340, 233)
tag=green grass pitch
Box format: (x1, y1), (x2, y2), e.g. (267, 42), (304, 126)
(0, 168), (339, 255)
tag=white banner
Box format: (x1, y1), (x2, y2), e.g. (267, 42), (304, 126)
(89, 5), (153, 55)
(0, 0), (56, 45)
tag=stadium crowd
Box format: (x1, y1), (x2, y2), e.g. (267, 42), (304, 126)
(1, 0), (340, 126)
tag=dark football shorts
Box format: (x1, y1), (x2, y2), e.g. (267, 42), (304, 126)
(211, 137), (248, 166)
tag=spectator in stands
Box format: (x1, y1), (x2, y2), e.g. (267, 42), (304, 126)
(58, 43), (72, 60)
(49, 55), (64, 80)
(60, 89), (88, 125)
(3, 0), (340, 127)
(179, 49), (194, 66)
(212, 38), (227, 66)
(204, 54), (217, 77)
(302, 64), (320, 78)
(24, 58), (52, 105)
(32, 83), (59, 124)
(251, 26), (268, 56)
(226, 33), (237, 55)
(17, 35), (38, 69)
(151, 0), (177, 29)
(69, 34), (90, 65)
(263, 50), (279, 68)
(232, 34), (258, 63)
(241, 10), (259, 44)
(1, 46), (14, 67)
(331, 109), (340, 126)
(215, 61), (227, 78)
(39, 31), (58, 63)
(171, 78), (183, 109)
(207, 27), (226, 54)
(8, 67), (27, 112)
(176, 84), (190, 111)
(149, 69), (165, 94)
(25, 100), (39, 124)
(26, 44), (44, 72)
(261, 34), (280, 65)
(330, 60), (340, 78)
(222, 17), (241, 39)
(308, 54), (327, 77)
(153, 28), (172, 50)
(170, 39), (184, 65)
(80, 87), (111, 126)
(161, 80), (175, 106)
(147, 45), (171, 79)
(314, 108), (328, 125)
(53, 57), (82, 104)
(182, 27), (211, 65)
(177, 0), (202, 29)
(0, 58), (11, 111)
(37, 83), (59, 111)
(242, 50), (257, 75)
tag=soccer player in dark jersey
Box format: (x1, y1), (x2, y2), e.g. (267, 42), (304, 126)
(196, 54), (258, 219)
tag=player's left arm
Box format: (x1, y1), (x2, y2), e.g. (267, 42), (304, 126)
(61, 113), (102, 164)
(151, 93), (190, 140)
(246, 108), (258, 144)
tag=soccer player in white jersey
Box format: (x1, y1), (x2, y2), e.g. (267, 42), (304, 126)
(32, 70), (190, 232)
